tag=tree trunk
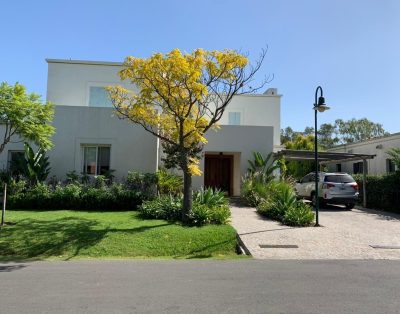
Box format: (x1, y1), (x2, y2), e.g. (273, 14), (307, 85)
(182, 169), (193, 224)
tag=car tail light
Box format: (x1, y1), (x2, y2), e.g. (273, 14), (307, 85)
(350, 183), (358, 191)
(323, 183), (335, 189)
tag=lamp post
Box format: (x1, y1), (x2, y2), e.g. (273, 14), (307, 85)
(313, 86), (330, 226)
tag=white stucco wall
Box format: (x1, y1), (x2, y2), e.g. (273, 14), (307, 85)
(192, 125), (274, 196)
(46, 59), (281, 148)
(48, 106), (158, 180)
(46, 60), (137, 108)
(328, 133), (400, 175)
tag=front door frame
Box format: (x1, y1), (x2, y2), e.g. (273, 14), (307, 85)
(204, 153), (234, 196)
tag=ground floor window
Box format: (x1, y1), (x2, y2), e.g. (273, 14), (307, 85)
(353, 161), (366, 174)
(386, 158), (396, 173)
(82, 146), (111, 175)
(7, 150), (25, 175)
(335, 163), (342, 172)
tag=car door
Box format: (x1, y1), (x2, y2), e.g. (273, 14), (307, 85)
(304, 174), (316, 198)
(296, 174), (309, 197)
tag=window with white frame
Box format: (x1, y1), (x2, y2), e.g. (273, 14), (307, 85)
(89, 86), (113, 107)
(228, 112), (241, 125)
(82, 146), (111, 175)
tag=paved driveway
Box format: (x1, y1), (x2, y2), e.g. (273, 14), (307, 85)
(231, 201), (400, 259)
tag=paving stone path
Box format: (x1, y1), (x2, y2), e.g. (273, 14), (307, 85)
(230, 199), (400, 259)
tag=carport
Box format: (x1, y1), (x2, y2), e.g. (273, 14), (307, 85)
(274, 149), (375, 207)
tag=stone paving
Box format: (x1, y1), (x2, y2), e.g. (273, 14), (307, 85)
(230, 199), (400, 259)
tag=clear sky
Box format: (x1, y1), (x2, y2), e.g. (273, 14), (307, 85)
(1, 0), (399, 133)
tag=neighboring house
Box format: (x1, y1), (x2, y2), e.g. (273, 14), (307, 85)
(327, 133), (400, 175)
(0, 59), (281, 196)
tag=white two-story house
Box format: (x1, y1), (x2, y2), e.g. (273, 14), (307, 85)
(1, 59), (282, 196)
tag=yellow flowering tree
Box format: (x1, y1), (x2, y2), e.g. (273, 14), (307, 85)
(108, 48), (267, 222)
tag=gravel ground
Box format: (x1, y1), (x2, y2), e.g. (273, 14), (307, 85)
(230, 200), (400, 259)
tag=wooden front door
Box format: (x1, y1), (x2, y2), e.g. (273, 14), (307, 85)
(204, 154), (233, 195)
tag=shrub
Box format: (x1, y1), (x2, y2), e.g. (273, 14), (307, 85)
(256, 180), (313, 227)
(139, 190), (230, 225)
(241, 174), (270, 207)
(125, 171), (157, 198)
(8, 182), (143, 211)
(94, 175), (107, 189)
(353, 172), (400, 212)
(194, 187), (228, 206)
(140, 195), (182, 220)
(157, 169), (183, 196)
(283, 202), (314, 226)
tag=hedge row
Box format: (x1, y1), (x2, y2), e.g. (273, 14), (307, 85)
(7, 183), (143, 211)
(353, 172), (400, 213)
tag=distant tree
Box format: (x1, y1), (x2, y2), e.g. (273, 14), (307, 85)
(318, 123), (339, 149)
(334, 118), (388, 144)
(282, 118), (388, 149)
(303, 126), (314, 137)
(281, 127), (300, 144)
(0, 82), (55, 154)
(108, 48), (267, 222)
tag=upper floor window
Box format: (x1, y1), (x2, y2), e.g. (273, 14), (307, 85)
(89, 86), (113, 108)
(228, 112), (241, 125)
(82, 145), (111, 175)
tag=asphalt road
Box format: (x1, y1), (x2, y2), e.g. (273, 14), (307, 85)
(1, 260), (399, 314)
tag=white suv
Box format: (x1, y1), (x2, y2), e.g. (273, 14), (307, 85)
(295, 172), (359, 209)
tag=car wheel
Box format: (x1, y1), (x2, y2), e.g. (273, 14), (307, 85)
(345, 203), (355, 210)
(311, 192), (316, 207)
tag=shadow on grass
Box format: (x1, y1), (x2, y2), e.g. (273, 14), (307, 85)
(0, 217), (170, 261)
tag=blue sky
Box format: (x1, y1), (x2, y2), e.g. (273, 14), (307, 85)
(1, 0), (399, 133)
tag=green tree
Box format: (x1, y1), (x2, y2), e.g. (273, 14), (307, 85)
(318, 123), (339, 149)
(284, 134), (315, 179)
(0, 82), (55, 154)
(108, 48), (267, 222)
(387, 148), (400, 170)
(335, 118), (388, 144)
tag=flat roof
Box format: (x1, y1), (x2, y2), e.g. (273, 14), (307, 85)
(274, 149), (375, 164)
(46, 59), (122, 66)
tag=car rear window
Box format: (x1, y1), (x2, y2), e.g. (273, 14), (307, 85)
(324, 175), (355, 183)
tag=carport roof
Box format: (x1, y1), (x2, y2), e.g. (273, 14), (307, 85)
(274, 149), (375, 164)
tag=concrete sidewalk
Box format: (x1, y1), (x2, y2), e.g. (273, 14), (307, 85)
(230, 199), (400, 259)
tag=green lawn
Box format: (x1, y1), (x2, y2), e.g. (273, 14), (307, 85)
(0, 210), (242, 261)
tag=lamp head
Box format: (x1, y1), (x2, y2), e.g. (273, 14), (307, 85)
(314, 96), (330, 112)
(317, 96), (325, 106)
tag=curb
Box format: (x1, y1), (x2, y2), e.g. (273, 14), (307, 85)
(236, 233), (252, 256)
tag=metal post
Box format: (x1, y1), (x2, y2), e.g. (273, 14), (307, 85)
(1, 184), (6, 226)
(314, 108), (319, 226)
(363, 159), (367, 208)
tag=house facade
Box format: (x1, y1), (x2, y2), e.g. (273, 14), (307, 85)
(1, 59), (281, 196)
(327, 133), (400, 175)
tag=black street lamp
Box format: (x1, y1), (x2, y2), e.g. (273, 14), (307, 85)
(313, 86), (330, 226)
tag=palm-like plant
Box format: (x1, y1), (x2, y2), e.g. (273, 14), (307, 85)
(247, 152), (279, 183)
(12, 143), (51, 185)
